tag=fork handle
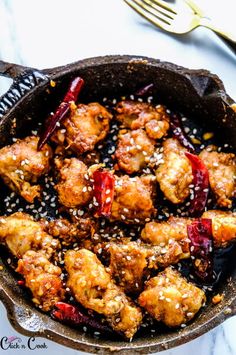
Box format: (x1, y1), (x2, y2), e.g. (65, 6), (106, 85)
(215, 35), (236, 55)
(200, 18), (236, 55)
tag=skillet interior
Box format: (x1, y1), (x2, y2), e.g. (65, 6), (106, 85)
(0, 55), (236, 354)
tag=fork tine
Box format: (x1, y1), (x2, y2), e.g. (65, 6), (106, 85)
(124, 0), (171, 29)
(151, 0), (177, 15)
(142, 0), (175, 20)
(125, 0), (171, 25)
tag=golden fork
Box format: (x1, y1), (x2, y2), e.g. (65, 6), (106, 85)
(124, 0), (236, 54)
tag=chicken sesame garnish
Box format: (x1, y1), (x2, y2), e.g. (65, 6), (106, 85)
(65, 249), (142, 339)
(156, 138), (193, 204)
(52, 102), (112, 154)
(0, 136), (52, 203)
(138, 267), (206, 327)
(200, 146), (236, 208)
(115, 129), (155, 174)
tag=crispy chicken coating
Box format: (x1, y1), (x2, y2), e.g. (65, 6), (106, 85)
(0, 212), (59, 259)
(142, 212), (236, 249)
(156, 138), (193, 204)
(52, 103), (112, 154)
(16, 250), (64, 312)
(65, 249), (142, 339)
(200, 146), (236, 208)
(115, 101), (170, 139)
(138, 267), (206, 327)
(111, 174), (156, 223)
(55, 158), (92, 208)
(0, 136), (52, 203)
(141, 217), (190, 257)
(107, 239), (189, 294)
(41, 216), (96, 246)
(115, 129), (155, 174)
(202, 210), (236, 247)
(108, 241), (153, 294)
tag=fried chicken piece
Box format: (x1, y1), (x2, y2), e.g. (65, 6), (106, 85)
(202, 210), (236, 247)
(141, 218), (190, 266)
(156, 138), (193, 204)
(55, 158), (92, 208)
(141, 217), (190, 257)
(141, 217), (189, 245)
(108, 241), (153, 294)
(111, 174), (156, 223)
(115, 101), (170, 139)
(200, 146), (236, 208)
(138, 267), (206, 327)
(65, 249), (142, 339)
(108, 238), (189, 294)
(16, 250), (64, 312)
(0, 212), (59, 259)
(142, 212), (236, 249)
(41, 216), (96, 246)
(0, 136), (52, 203)
(115, 129), (155, 174)
(52, 103), (112, 154)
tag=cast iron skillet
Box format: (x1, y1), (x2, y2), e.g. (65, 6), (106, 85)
(0, 55), (236, 354)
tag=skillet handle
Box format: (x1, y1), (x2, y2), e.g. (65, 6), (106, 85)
(0, 60), (35, 79)
(0, 60), (49, 118)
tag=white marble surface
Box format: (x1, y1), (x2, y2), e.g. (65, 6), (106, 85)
(0, 0), (236, 354)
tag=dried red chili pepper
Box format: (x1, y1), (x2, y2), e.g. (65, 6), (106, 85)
(135, 83), (154, 96)
(170, 113), (195, 152)
(93, 170), (115, 218)
(17, 280), (25, 286)
(185, 152), (209, 217)
(38, 76), (84, 150)
(187, 218), (213, 281)
(52, 302), (111, 333)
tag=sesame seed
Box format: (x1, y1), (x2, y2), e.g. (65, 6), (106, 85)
(213, 162), (219, 167)
(184, 127), (190, 133)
